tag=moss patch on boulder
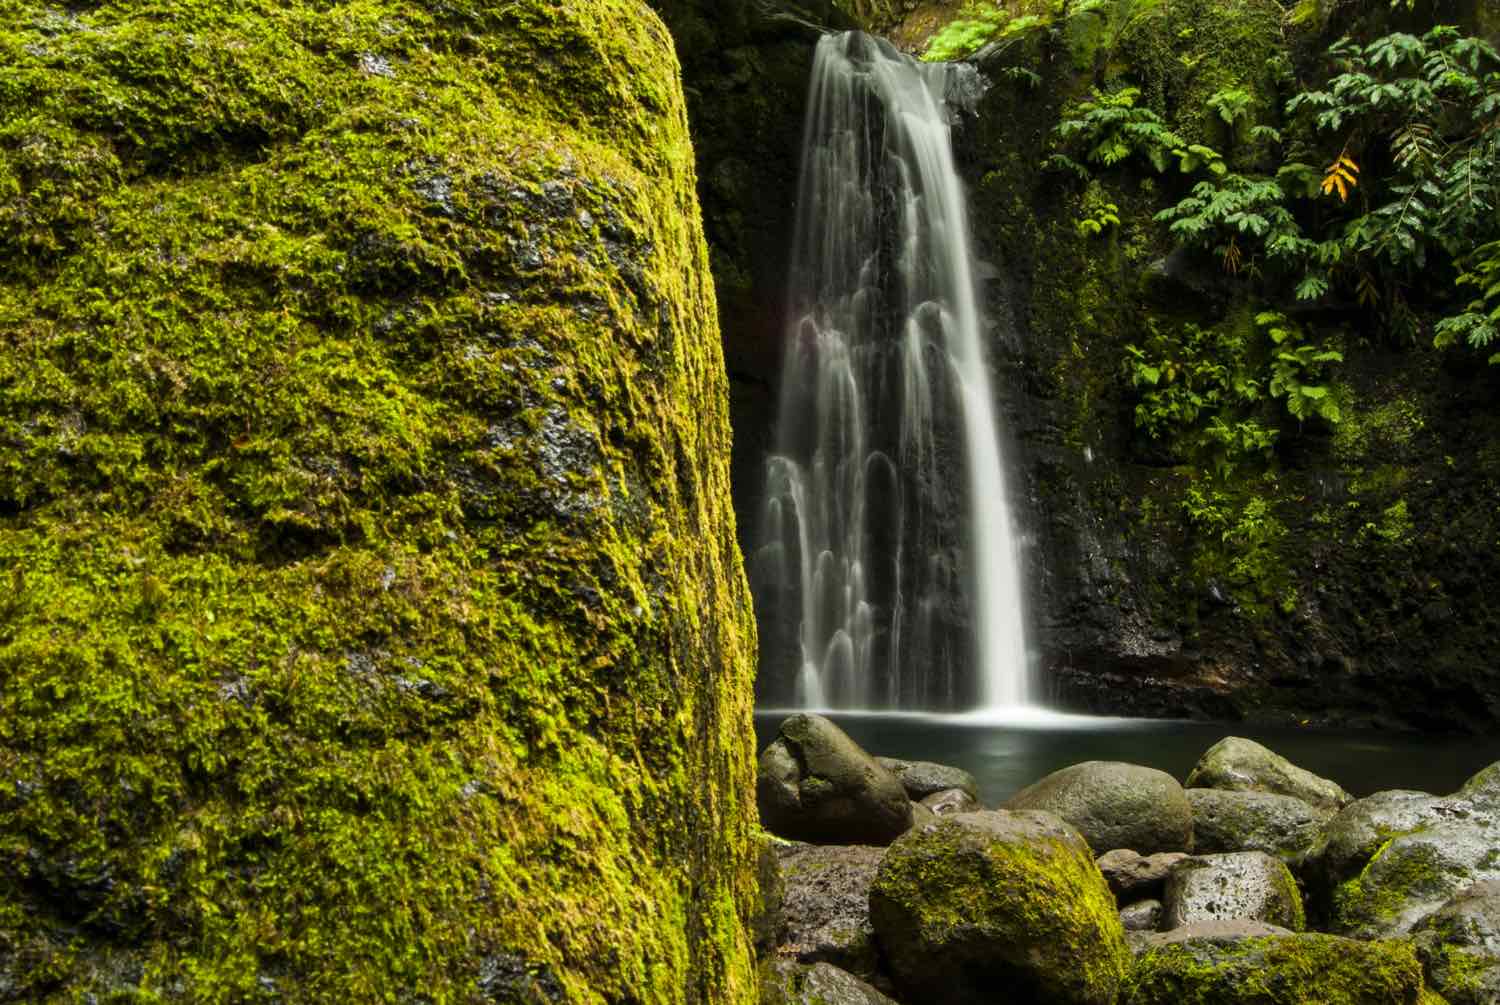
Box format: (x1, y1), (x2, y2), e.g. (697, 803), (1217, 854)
(0, 1), (757, 1001)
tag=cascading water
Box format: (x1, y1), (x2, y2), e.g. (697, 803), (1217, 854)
(755, 31), (1034, 714)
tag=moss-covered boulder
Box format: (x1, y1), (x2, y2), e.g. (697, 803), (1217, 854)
(1186, 738), (1352, 813)
(1123, 933), (1429, 1004)
(869, 810), (1129, 1005)
(1330, 821), (1500, 939)
(1005, 760), (1194, 855)
(1411, 881), (1500, 1005)
(0, 2), (757, 1002)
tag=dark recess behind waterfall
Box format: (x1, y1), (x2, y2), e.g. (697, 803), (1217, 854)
(650, 0), (1500, 732)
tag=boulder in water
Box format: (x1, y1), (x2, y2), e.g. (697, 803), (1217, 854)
(1123, 932), (1426, 1004)
(758, 714), (913, 845)
(1005, 761), (1193, 855)
(1186, 737), (1352, 812)
(877, 757), (980, 801)
(1163, 852), (1305, 931)
(869, 810), (1129, 1005)
(1188, 788), (1331, 864)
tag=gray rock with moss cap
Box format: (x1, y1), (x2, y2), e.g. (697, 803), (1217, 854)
(869, 809), (1129, 1005)
(1330, 820), (1500, 939)
(1122, 933), (1427, 1004)
(1005, 761), (1193, 855)
(758, 715), (913, 845)
(1164, 852), (1306, 931)
(1410, 881), (1500, 1005)
(1186, 737), (1352, 811)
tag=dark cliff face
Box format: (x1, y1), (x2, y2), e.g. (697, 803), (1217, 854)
(0, 1), (757, 1000)
(960, 0), (1500, 730)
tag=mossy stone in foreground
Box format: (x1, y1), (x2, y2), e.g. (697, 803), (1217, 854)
(0, 1), (756, 1002)
(869, 810), (1129, 1005)
(1123, 933), (1429, 1005)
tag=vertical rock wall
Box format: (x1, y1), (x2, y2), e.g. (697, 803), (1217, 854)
(0, 1), (757, 1001)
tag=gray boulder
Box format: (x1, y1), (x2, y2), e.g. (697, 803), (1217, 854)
(775, 843), (885, 981)
(877, 757), (979, 801)
(1411, 881), (1500, 1005)
(921, 787), (980, 816)
(1121, 899), (1163, 933)
(1163, 852), (1305, 931)
(1005, 761), (1193, 855)
(1123, 932), (1426, 1004)
(759, 959), (899, 1005)
(869, 810), (1128, 1005)
(1188, 788), (1331, 864)
(1097, 849), (1189, 903)
(1185, 737), (1352, 812)
(758, 715), (913, 845)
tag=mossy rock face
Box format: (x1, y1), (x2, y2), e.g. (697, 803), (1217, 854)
(1411, 880), (1500, 1005)
(1123, 933), (1428, 1005)
(1331, 823), (1500, 939)
(869, 810), (1129, 1005)
(0, 1), (757, 1002)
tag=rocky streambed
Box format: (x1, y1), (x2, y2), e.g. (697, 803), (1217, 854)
(755, 713), (1500, 1004)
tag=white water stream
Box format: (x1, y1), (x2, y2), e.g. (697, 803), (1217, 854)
(758, 32), (1035, 714)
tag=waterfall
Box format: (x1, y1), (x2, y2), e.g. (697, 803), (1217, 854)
(755, 31), (1035, 713)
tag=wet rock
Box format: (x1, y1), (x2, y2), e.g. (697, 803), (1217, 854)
(758, 715), (913, 846)
(909, 801), (937, 828)
(921, 787), (979, 816)
(877, 758), (979, 801)
(1122, 932), (1425, 1004)
(1005, 761), (1193, 855)
(1329, 818), (1500, 939)
(758, 959), (899, 1005)
(1188, 788), (1331, 864)
(1121, 899), (1163, 933)
(1410, 881), (1500, 1005)
(1185, 737), (1352, 812)
(776, 843), (885, 981)
(869, 810), (1128, 1005)
(1097, 849), (1189, 903)
(1163, 852), (1305, 931)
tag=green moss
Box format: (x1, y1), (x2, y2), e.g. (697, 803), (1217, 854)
(0, 1), (757, 1002)
(1332, 839), (1453, 938)
(1123, 934), (1427, 1005)
(870, 814), (1128, 1003)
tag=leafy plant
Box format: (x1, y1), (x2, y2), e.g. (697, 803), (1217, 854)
(1047, 87), (1189, 175)
(1257, 312), (1344, 423)
(1076, 199), (1120, 236)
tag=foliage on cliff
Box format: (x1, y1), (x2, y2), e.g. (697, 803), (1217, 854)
(0, 1), (758, 1001)
(963, 0), (1500, 727)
